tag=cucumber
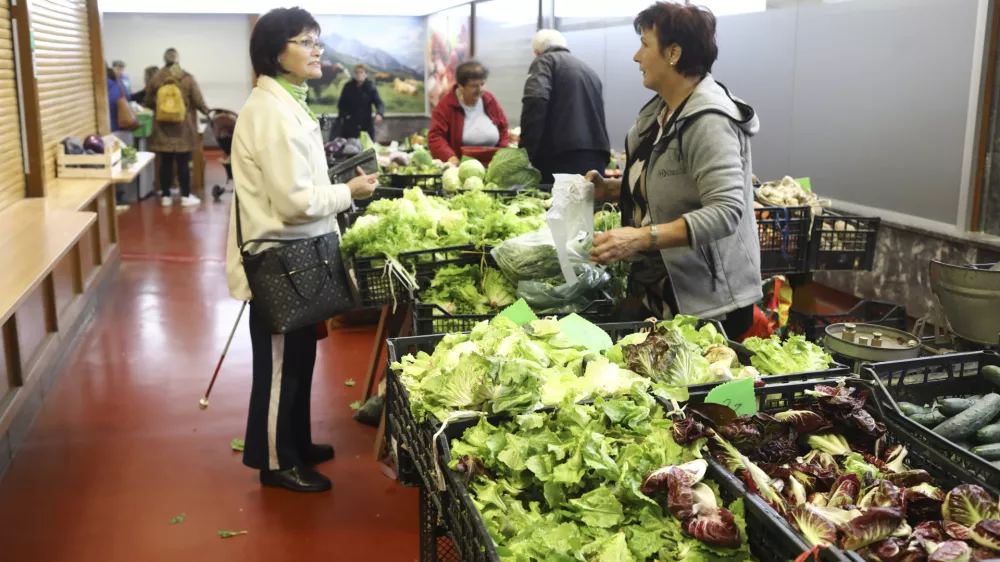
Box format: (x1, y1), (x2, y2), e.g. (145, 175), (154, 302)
(978, 423), (1000, 444)
(909, 410), (947, 428)
(933, 393), (1000, 440)
(940, 398), (976, 416)
(898, 402), (932, 416)
(982, 365), (1000, 388)
(972, 443), (1000, 461)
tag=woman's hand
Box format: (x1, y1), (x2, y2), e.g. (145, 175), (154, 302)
(348, 166), (379, 200)
(591, 227), (650, 265)
(586, 170), (606, 201)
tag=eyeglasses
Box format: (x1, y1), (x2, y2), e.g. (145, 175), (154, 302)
(289, 39), (325, 53)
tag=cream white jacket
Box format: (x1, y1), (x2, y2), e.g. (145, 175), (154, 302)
(226, 75), (353, 301)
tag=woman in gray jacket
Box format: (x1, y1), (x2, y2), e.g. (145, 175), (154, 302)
(589, 2), (762, 339)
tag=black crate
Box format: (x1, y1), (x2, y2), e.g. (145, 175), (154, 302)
(390, 173), (444, 191)
(434, 412), (834, 562)
(350, 245), (485, 309)
(755, 205), (811, 275)
(413, 294), (616, 336)
(860, 351), (1000, 492)
(682, 376), (1000, 562)
(419, 485), (461, 562)
(807, 211), (881, 271)
(787, 300), (907, 343)
(386, 366), (439, 491)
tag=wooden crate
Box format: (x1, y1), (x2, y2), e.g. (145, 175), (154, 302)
(56, 135), (123, 179)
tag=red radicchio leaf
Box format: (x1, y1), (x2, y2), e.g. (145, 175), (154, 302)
(913, 521), (946, 543)
(943, 485), (1000, 528)
(718, 420), (763, 447)
(942, 521), (974, 541)
(867, 480), (906, 510)
(828, 474), (863, 509)
(672, 417), (710, 445)
(905, 486), (946, 525)
(641, 466), (673, 496)
(839, 507), (905, 551)
(682, 507), (742, 549)
(885, 470), (934, 488)
(455, 455), (488, 486)
(970, 520), (1000, 552)
(928, 541), (972, 562)
(971, 547), (997, 561)
(809, 493), (830, 507)
(858, 537), (907, 562)
(687, 402), (738, 428)
(665, 467), (698, 520)
(791, 505), (839, 548)
(792, 462), (837, 493)
(775, 410), (834, 434)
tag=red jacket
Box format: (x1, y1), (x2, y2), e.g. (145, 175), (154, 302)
(428, 87), (509, 161)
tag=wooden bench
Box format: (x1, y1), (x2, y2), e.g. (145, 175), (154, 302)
(0, 200), (97, 437)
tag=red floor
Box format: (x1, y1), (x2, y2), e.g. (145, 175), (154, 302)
(0, 155), (419, 561)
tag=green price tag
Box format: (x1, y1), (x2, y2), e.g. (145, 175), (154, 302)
(704, 378), (757, 416)
(795, 177), (812, 193)
(496, 298), (537, 326)
(558, 313), (613, 353)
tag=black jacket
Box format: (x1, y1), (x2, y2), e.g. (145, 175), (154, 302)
(520, 47), (610, 167)
(338, 79), (385, 139)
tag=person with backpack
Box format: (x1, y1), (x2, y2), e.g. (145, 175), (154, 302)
(144, 48), (211, 207)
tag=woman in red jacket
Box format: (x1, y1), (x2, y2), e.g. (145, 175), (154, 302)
(428, 61), (510, 165)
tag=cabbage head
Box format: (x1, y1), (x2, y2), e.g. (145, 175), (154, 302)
(485, 148), (542, 190)
(411, 145), (434, 167)
(464, 176), (485, 191)
(442, 167), (462, 193)
(459, 159), (487, 183)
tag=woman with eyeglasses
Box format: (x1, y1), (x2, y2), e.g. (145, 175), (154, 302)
(428, 60), (510, 165)
(226, 7), (378, 493)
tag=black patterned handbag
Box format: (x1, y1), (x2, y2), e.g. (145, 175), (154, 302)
(235, 195), (354, 333)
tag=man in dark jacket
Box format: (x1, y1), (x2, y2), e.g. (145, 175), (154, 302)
(520, 30), (611, 184)
(338, 64), (385, 140)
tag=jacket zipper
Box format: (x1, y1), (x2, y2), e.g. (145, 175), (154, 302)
(702, 245), (719, 292)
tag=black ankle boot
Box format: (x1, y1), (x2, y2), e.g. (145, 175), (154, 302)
(301, 443), (335, 465)
(260, 466), (331, 492)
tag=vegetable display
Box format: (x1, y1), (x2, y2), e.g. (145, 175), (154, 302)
(392, 317), (649, 424)
(420, 264), (516, 315)
(448, 391), (752, 561)
(679, 383), (1000, 561)
(896, 368), (1000, 463)
(341, 188), (546, 260)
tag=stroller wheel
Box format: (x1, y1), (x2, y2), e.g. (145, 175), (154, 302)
(212, 185), (224, 201)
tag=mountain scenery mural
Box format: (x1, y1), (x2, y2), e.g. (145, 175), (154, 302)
(308, 15), (426, 115)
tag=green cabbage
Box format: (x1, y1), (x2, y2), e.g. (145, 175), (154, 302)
(464, 176), (485, 191)
(442, 167), (461, 193)
(459, 159), (486, 183)
(410, 145), (433, 167)
(485, 147), (542, 190)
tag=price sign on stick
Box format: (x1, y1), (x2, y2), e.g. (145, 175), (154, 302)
(704, 378), (757, 416)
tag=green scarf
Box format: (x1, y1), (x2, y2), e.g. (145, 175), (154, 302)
(274, 76), (318, 123)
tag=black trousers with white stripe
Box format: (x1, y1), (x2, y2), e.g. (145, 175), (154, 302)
(243, 303), (318, 471)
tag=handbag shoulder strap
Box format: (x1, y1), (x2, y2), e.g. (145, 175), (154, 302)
(234, 192), (246, 249)
(116, 77), (129, 102)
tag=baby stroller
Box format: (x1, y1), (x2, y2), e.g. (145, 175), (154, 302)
(209, 109), (239, 202)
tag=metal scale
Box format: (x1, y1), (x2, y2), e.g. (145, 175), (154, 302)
(821, 260), (1000, 372)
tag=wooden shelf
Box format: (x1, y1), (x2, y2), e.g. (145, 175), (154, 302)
(112, 151), (155, 184)
(46, 178), (109, 211)
(0, 199), (96, 326)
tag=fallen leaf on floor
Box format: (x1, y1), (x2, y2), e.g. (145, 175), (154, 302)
(218, 529), (249, 539)
(350, 400), (362, 411)
(231, 438), (245, 452)
(344, 379), (356, 387)
(169, 513), (186, 525)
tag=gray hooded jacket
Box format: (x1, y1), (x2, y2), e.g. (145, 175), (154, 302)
(625, 75), (763, 319)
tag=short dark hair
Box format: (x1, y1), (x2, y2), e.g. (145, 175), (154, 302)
(455, 61), (488, 86)
(634, 2), (718, 78)
(250, 7), (321, 77)
(354, 63), (367, 72)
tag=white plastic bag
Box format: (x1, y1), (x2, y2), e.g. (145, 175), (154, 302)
(547, 174), (594, 284)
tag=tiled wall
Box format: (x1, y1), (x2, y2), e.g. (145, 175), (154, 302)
(816, 223), (1000, 328)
